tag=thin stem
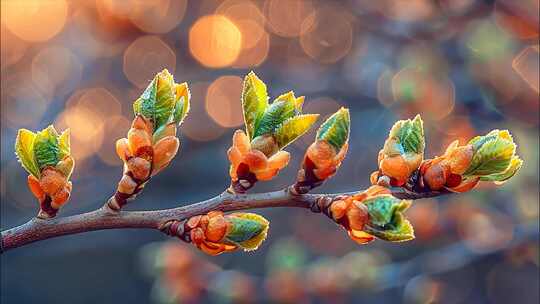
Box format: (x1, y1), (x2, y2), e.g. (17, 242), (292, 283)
(0, 187), (446, 253)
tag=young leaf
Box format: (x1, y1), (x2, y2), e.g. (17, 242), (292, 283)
(363, 195), (414, 242)
(316, 107), (350, 151)
(225, 213), (269, 251)
(464, 131), (516, 176)
(242, 72), (268, 140)
(393, 114), (424, 154)
(33, 126), (61, 170)
(134, 77), (158, 122)
(274, 114), (319, 149)
(15, 129), (40, 178)
(254, 100), (297, 137)
(58, 129), (70, 160)
(479, 155), (522, 183)
(173, 82), (190, 125)
(154, 70), (176, 129)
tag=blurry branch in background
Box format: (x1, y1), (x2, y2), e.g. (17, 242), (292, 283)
(142, 221), (538, 303)
(1, 71), (523, 256)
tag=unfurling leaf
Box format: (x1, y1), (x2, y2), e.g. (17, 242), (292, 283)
(275, 114), (319, 149)
(254, 100), (298, 137)
(133, 69), (191, 134)
(33, 125), (61, 170)
(479, 155), (522, 184)
(464, 129), (518, 177)
(363, 195), (414, 242)
(242, 71), (268, 140)
(15, 129), (40, 178)
(316, 107), (350, 151)
(388, 114), (424, 155)
(225, 213), (269, 251)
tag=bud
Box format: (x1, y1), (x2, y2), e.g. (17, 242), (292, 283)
(420, 130), (522, 192)
(110, 70), (190, 210)
(328, 185), (414, 244)
(373, 115), (424, 186)
(294, 108), (350, 193)
(182, 211), (270, 256)
(230, 72), (318, 192)
(15, 126), (74, 218)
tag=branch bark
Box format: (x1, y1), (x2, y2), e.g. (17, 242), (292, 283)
(0, 187), (446, 253)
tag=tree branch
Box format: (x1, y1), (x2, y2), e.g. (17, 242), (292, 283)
(0, 187), (447, 253)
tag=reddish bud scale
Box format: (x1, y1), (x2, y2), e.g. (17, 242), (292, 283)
(326, 185), (391, 245)
(294, 141), (347, 194)
(110, 115), (181, 210)
(27, 167), (72, 218)
(227, 130), (290, 193)
(180, 211), (237, 256)
(420, 142), (475, 192)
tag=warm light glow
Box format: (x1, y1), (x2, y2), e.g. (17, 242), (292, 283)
(123, 35), (176, 88)
(57, 88), (122, 161)
(1, 24), (28, 69)
(182, 82), (226, 141)
(1, 0), (68, 42)
(300, 6), (354, 64)
(189, 15), (243, 68)
(232, 32), (270, 68)
(216, 0), (266, 49)
(98, 115), (132, 166)
(379, 0), (434, 22)
(205, 76), (244, 128)
(512, 45), (540, 93)
(264, 0), (314, 37)
(130, 0), (188, 34)
(31, 46), (83, 97)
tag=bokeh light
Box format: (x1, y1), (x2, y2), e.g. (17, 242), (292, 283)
(1, 0), (68, 42)
(300, 6), (354, 64)
(31, 46), (83, 97)
(189, 15), (242, 68)
(264, 0), (314, 37)
(512, 45), (540, 93)
(123, 35), (176, 88)
(130, 0), (188, 34)
(56, 88), (122, 162)
(205, 75), (244, 128)
(182, 82), (226, 141)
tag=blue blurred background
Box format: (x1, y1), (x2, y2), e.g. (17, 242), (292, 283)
(1, 0), (538, 303)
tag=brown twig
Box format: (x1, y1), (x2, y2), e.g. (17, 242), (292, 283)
(0, 187), (446, 253)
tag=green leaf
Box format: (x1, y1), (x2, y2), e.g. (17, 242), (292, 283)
(135, 77), (158, 121)
(15, 129), (40, 178)
(274, 114), (319, 149)
(33, 126), (61, 170)
(479, 156), (522, 183)
(225, 213), (269, 251)
(392, 114), (424, 154)
(153, 70), (176, 129)
(464, 132), (516, 176)
(363, 195), (414, 242)
(242, 72), (268, 140)
(316, 108), (350, 151)
(254, 100), (298, 137)
(58, 129), (70, 159)
(173, 83), (190, 125)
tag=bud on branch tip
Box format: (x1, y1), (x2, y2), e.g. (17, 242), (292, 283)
(110, 69), (190, 210)
(15, 125), (74, 218)
(295, 108), (350, 193)
(229, 71), (318, 193)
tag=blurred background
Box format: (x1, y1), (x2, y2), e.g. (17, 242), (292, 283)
(1, 0), (538, 303)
